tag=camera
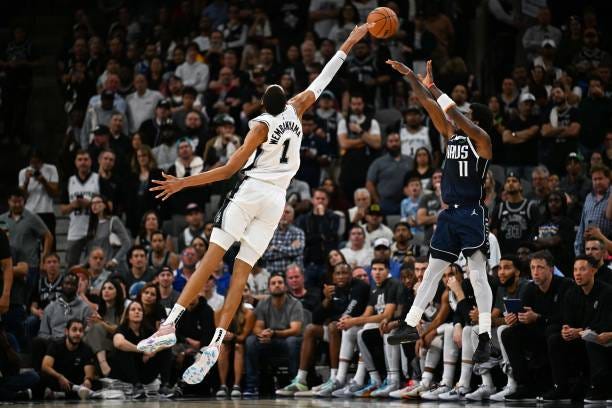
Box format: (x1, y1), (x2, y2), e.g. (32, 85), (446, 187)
(33, 170), (41, 177)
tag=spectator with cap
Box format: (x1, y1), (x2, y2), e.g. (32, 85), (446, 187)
(540, 85), (581, 176)
(86, 126), (112, 171)
(174, 42), (209, 95)
(501, 92), (540, 179)
(521, 7), (562, 62)
(559, 152), (592, 202)
(177, 203), (207, 253)
(203, 114), (241, 167)
(341, 225), (373, 269)
(0, 189), (52, 273)
(363, 203), (393, 247)
(367, 237), (402, 280)
(574, 164), (611, 255)
(366, 132), (413, 215)
(313, 90), (342, 148)
(126, 73), (163, 133)
(533, 39), (562, 80)
(18, 149), (60, 242)
(138, 99), (173, 147)
(262, 204), (305, 276)
(82, 89), (128, 146)
(157, 266), (180, 310)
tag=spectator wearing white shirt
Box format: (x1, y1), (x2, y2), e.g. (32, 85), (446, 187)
(174, 43), (210, 95)
(341, 225), (373, 268)
(18, 149), (60, 241)
(126, 74), (163, 133)
(201, 275), (224, 311)
(363, 203), (393, 248)
(521, 7), (562, 62)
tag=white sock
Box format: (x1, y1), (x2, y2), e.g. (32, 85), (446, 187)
(468, 252), (493, 336)
(482, 372), (494, 388)
(353, 360), (366, 385)
(336, 360), (349, 384)
(330, 368), (338, 380)
(478, 312), (492, 336)
(442, 363), (455, 387)
(458, 361), (473, 388)
(164, 304), (185, 326)
(507, 375), (517, 390)
(369, 370), (382, 384)
(404, 306), (424, 327)
(297, 369), (308, 384)
(422, 371), (433, 387)
(210, 328), (227, 346)
(389, 371), (400, 384)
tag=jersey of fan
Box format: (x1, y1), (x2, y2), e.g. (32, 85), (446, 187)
(243, 104), (302, 190)
(441, 134), (489, 205)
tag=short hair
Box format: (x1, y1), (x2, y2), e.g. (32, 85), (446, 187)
(9, 188), (25, 198)
(75, 149), (90, 158)
(469, 103), (493, 132)
(404, 176), (422, 186)
(66, 318), (84, 330)
(532, 165), (550, 178)
(150, 230), (166, 240)
(529, 250), (555, 267)
(302, 112), (315, 122)
(393, 221), (411, 231)
(353, 188), (370, 200)
(285, 263), (304, 276)
(499, 254), (521, 270)
(574, 255), (598, 269)
(182, 86), (197, 97)
(371, 258), (389, 269)
(128, 244), (147, 259)
(263, 85), (287, 116)
(313, 188), (329, 199)
(585, 237), (605, 249)
(415, 256), (429, 264)
(43, 252), (61, 262)
(590, 164), (610, 178)
(268, 273), (285, 286)
(349, 224), (365, 234)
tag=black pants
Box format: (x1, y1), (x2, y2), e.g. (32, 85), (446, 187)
(501, 324), (550, 388)
(37, 212), (56, 251)
(358, 328), (387, 377)
(546, 332), (588, 387)
(110, 348), (172, 385)
(584, 341), (612, 392)
(31, 337), (52, 371)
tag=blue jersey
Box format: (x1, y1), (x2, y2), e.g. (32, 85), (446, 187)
(441, 134), (489, 205)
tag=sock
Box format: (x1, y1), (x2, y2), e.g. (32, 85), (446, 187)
(296, 369), (308, 384)
(507, 375), (517, 390)
(478, 313), (492, 336)
(421, 371), (433, 387)
(482, 372), (494, 388)
(336, 360), (349, 384)
(389, 371), (400, 384)
(164, 304), (185, 326)
(210, 328), (227, 346)
(442, 362), (455, 387)
(369, 371), (382, 384)
(458, 361), (473, 388)
(353, 360), (366, 385)
(404, 306), (424, 327)
(330, 368), (338, 381)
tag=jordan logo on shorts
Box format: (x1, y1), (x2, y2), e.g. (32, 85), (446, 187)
(471, 209), (477, 216)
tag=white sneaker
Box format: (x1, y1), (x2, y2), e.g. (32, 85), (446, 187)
(438, 384), (470, 401)
(72, 385), (93, 400)
(489, 384), (516, 402)
(466, 383), (496, 401)
(421, 384), (452, 400)
(137, 324), (177, 353)
(276, 377), (308, 396)
(182, 344), (220, 384)
(400, 381), (431, 399)
(389, 380), (416, 399)
(315, 378), (344, 397)
(331, 379), (362, 398)
(370, 379), (400, 398)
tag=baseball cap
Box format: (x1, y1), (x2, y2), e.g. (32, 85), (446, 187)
(92, 125), (110, 136)
(541, 39), (556, 48)
(157, 99), (171, 109)
(519, 93), (536, 103)
(374, 237), (390, 249)
(567, 152), (584, 163)
(185, 202), (202, 214)
(214, 113), (235, 126)
(320, 90), (336, 100)
(505, 171), (520, 181)
(367, 203), (382, 216)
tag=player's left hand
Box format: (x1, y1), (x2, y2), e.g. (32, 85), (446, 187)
(385, 59), (412, 76)
(417, 60), (435, 88)
(346, 23), (374, 45)
(150, 172), (186, 201)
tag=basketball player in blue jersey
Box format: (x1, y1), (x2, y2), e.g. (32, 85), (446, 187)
(133, 23), (373, 385)
(385, 60), (494, 363)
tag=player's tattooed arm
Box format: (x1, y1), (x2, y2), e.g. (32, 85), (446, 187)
(386, 59), (453, 139)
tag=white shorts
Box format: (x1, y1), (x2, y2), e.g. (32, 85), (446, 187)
(212, 176), (286, 256)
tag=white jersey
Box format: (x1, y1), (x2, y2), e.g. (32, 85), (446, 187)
(400, 125), (432, 157)
(66, 172), (100, 241)
(244, 105), (302, 189)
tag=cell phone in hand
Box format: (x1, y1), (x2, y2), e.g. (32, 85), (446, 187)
(504, 298), (525, 314)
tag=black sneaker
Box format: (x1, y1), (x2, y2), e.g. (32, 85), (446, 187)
(132, 384), (145, 399)
(504, 385), (538, 402)
(160, 383), (175, 398)
(242, 387), (259, 397)
(386, 321), (420, 345)
(472, 333), (492, 363)
(14, 389), (33, 400)
(584, 388), (607, 404)
(541, 385), (571, 402)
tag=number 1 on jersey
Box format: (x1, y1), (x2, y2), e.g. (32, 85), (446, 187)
(280, 139), (290, 164)
(458, 160), (468, 177)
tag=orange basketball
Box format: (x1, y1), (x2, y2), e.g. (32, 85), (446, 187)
(367, 7), (398, 39)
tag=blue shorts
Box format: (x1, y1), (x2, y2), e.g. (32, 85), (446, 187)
(430, 204), (489, 263)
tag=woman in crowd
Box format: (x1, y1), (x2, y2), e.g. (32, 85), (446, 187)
(135, 211), (172, 253)
(85, 279), (125, 377)
(85, 194), (131, 273)
(128, 145), (163, 235)
(406, 147), (434, 190)
(325, 249), (347, 283)
(328, 2), (360, 49)
(137, 282), (168, 330)
(322, 177), (351, 213)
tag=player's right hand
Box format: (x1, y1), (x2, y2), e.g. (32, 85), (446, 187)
(386, 59), (412, 76)
(417, 60), (435, 88)
(346, 23), (374, 45)
(150, 172), (185, 201)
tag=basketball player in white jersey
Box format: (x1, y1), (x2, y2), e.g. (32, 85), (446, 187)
(136, 23), (372, 385)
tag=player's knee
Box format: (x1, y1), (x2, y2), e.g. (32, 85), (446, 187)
(210, 227), (236, 251)
(236, 241), (260, 267)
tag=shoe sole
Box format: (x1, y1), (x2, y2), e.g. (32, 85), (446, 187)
(137, 334), (176, 353)
(182, 346), (220, 385)
(505, 398), (538, 403)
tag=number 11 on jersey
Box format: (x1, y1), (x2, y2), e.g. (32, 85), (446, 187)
(458, 160), (468, 177)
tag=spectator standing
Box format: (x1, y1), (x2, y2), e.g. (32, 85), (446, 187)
(574, 165), (611, 255)
(262, 205), (305, 276)
(175, 43), (209, 95)
(0, 229), (13, 322)
(577, 77), (612, 158)
(81, 91), (128, 145)
(309, 0), (343, 39)
(521, 7), (562, 62)
(297, 113), (333, 190)
(18, 150), (60, 241)
(126, 74), (163, 133)
(366, 132), (413, 215)
(501, 93), (540, 178)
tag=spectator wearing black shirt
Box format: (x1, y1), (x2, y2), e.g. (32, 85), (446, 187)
(502, 93), (540, 178)
(138, 99), (172, 148)
(297, 113), (332, 190)
(241, 66), (267, 120)
(559, 152), (592, 203)
(136, 282), (167, 330)
(542, 256), (612, 401)
(540, 85), (581, 176)
(346, 41), (381, 104)
(0, 229), (13, 320)
(0, 325), (39, 401)
(286, 264), (320, 325)
(585, 238), (612, 285)
(27, 253), (63, 337)
(578, 77), (612, 158)
(491, 172), (539, 255)
(40, 319), (95, 399)
(501, 251), (572, 401)
(295, 189), (340, 288)
(120, 245), (155, 292)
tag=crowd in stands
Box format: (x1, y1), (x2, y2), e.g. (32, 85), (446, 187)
(0, 0), (611, 403)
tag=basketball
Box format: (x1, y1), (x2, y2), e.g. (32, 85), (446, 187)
(367, 7), (398, 39)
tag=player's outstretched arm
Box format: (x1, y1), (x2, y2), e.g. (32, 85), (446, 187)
(386, 59), (453, 139)
(290, 23), (372, 117)
(150, 123), (268, 201)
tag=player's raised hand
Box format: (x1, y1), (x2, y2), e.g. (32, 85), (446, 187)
(386, 59), (413, 76)
(417, 60), (435, 88)
(346, 22), (374, 45)
(149, 172), (185, 201)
